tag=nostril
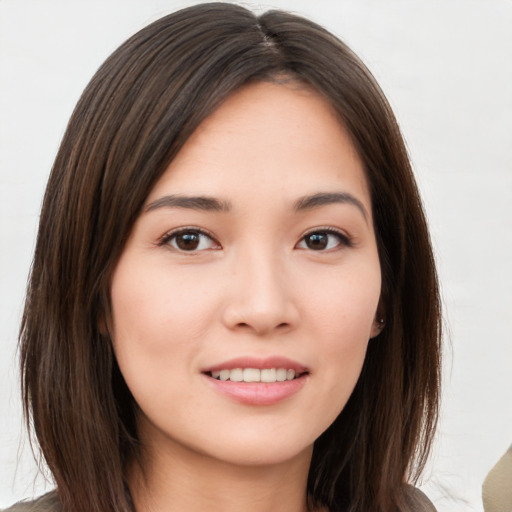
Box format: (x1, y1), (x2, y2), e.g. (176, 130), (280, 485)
(233, 321), (290, 334)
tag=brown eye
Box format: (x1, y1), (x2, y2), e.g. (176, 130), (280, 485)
(165, 229), (219, 252)
(305, 232), (329, 250)
(297, 230), (349, 251)
(175, 231), (201, 250)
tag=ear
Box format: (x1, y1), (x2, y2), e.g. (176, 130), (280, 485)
(370, 317), (385, 338)
(370, 300), (386, 338)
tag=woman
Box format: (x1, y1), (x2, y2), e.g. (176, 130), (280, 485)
(8, 3), (441, 511)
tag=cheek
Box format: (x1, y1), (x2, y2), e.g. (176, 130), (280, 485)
(306, 260), (381, 338)
(109, 258), (207, 394)
(303, 261), (380, 401)
(109, 265), (199, 420)
(110, 258), (218, 349)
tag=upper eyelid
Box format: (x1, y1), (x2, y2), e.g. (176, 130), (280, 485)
(156, 225), (353, 246)
(300, 226), (351, 240)
(297, 227), (354, 249)
(157, 226), (219, 246)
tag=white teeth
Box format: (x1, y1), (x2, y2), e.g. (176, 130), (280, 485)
(243, 368), (260, 382)
(260, 368), (276, 383)
(230, 368), (243, 382)
(276, 368), (287, 382)
(209, 367), (301, 383)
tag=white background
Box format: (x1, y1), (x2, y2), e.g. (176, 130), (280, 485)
(1, 1), (511, 510)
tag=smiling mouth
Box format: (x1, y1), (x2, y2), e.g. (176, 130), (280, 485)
(205, 368), (307, 383)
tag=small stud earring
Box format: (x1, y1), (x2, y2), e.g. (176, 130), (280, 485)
(377, 318), (385, 329)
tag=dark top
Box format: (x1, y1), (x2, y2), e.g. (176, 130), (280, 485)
(3, 486), (437, 511)
(2, 492), (61, 512)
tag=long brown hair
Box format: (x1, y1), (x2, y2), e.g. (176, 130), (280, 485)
(20, 3), (441, 511)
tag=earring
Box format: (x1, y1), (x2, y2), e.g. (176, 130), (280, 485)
(377, 318), (385, 330)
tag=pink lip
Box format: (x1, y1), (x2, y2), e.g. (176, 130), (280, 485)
(204, 374), (308, 406)
(202, 356), (309, 406)
(202, 356), (308, 374)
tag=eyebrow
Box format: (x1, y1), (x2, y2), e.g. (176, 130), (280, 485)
(145, 195), (231, 213)
(145, 191), (368, 221)
(294, 192), (369, 222)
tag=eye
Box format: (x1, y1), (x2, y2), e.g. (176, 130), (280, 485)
(160, 228), (220, 252)
(296, 229), (350, 251)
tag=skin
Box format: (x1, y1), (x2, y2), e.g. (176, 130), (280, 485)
(110, 81), (382, 512)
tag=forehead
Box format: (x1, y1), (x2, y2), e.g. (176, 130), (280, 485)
(146, 81), (370, 210)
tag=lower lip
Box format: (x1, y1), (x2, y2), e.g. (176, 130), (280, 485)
(204, 374), (308, 405)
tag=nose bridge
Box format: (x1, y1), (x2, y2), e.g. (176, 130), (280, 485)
(222, 241), (298, 334)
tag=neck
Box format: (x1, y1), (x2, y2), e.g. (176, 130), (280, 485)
(128, 431), (314, 512)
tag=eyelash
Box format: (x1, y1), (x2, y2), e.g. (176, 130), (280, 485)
(297, 227), (353, 251)
(157, 226), (353, 253)
(157, 227), (220, 252)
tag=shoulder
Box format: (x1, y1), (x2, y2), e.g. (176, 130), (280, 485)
(2, 491), (61, 512)
(403, 485), (437, 512)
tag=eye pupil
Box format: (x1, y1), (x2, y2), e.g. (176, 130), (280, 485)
(176, 232), (200, 250)
(306, 232), (328, 250)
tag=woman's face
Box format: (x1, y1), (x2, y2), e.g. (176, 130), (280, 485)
(110, 81), (382, 468)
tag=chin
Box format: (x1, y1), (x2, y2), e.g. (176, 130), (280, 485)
(140, 412), (316, 469)
(207, 439), (315, 468)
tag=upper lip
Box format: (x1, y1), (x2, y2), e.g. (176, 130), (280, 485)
(202, 356), (309, 374)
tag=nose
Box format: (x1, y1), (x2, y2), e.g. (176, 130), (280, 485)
(221, 247), (300, 336)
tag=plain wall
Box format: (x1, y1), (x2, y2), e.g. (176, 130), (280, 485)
(1, 1), (511, 510)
